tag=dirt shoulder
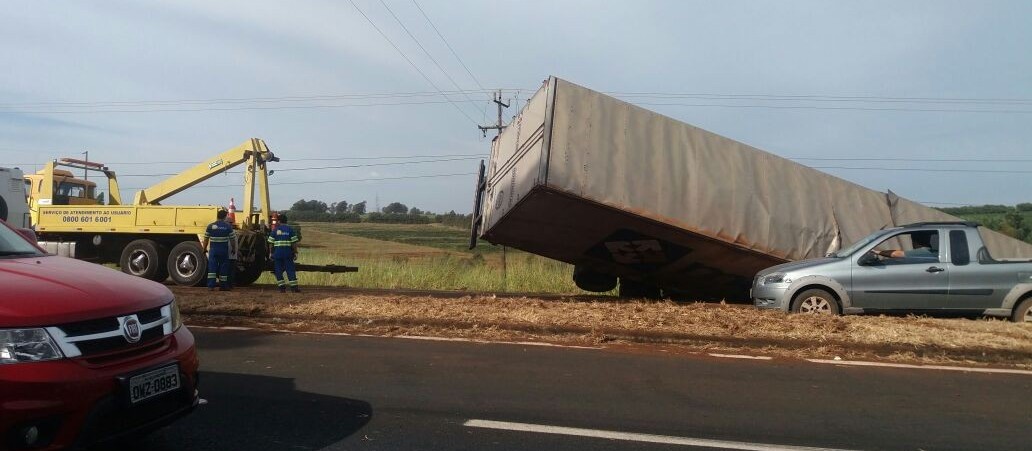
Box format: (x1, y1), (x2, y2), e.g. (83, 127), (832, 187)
(173, 286), (1032, 370)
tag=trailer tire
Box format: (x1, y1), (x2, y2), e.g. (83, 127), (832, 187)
(168, 241), (208, 286)
(120, 239), (166, 282)
(573, 265), (617, 292)
(618, 278), (662, 299)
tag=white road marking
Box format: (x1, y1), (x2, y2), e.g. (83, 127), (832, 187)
(806, 359), (1032, 376)
(463, 419), (856, 451)
(709, 353), (773, 360)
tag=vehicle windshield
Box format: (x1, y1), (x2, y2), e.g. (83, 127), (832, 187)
(828, 229), (895, 258)
(0, 223), (44, 257)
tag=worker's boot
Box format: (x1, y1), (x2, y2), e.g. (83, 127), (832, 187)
(290, 286), (301, 293)
(278, 285), (286, 293)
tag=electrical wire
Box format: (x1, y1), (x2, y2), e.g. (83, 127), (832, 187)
(377, 0), (481, 114)
(347, 0), (478, 126)
(121, 172), (474, 190)
(411, 0), (485, 91)
(113, 156), (483, 177)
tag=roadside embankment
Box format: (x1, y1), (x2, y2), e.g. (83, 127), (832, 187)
(173, 286), (1032, 369)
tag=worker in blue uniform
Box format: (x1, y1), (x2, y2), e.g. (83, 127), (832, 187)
(268, 213), (300, 293)
(201, 209), (236, 291)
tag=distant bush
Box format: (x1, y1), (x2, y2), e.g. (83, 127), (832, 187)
(364, 212), (431, 224)
(939, 204), (1013, 215)
(286, 210), (361, 223)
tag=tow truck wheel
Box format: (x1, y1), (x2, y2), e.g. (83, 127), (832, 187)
(168, 241), (207, 286)
(235, 260), (264, 284)
(119, 239), (166, 282)
(1012, 297), (1032, 323)
(790, 288), (841, 315)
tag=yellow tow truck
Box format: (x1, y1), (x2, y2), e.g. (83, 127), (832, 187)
(26, 138), (355, 286)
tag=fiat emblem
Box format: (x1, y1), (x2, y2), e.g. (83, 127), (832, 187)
(122, 315), (142, 343)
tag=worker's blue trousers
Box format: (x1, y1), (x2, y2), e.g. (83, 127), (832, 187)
(207, 253), (230, 289)
(273, 257), (298, 288)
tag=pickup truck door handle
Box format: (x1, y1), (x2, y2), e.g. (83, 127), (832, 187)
(926, 266), (945, 273)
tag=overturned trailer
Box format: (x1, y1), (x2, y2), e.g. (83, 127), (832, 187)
(469, 76), (1032, 299)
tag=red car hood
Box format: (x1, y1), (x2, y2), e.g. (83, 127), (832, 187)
(0, 255), (172, 327)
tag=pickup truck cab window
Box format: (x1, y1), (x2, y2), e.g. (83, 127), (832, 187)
(852, 229), (949, 309)
(867, 230), (942, 265)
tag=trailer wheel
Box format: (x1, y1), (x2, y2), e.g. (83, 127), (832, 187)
(168, 241), (207, 286)
(120, 239), (166, 281)
(618, 278), (662, 299)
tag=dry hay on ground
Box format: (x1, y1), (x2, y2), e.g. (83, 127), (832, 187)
(175, 288), (1032, 369)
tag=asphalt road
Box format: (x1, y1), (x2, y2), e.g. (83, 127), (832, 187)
(133, 327), (1030, 451)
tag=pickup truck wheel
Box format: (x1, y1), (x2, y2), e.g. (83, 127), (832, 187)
(791, 288), (841, 315)
(1012, 297), (1032, 323)
(168, 241), (208, 286)
(120, 239), (166, 281)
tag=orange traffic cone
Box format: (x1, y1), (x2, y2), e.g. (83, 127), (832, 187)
(227, 197), (237, 225)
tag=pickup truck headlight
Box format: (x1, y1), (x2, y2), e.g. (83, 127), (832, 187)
(170, 299), (183, 332)
(0, 329), (63, 364)
(764, 273), (793, 285)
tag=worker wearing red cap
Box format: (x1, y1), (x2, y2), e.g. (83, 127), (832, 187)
(267, 213), (300, 293)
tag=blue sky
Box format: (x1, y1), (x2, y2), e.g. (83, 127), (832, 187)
(2, 0), (1030, 213)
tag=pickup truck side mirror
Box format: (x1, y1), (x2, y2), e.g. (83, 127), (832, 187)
(857, 252), (879, 266)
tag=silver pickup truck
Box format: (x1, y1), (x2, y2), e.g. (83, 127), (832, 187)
(752, 222), (1032, 322)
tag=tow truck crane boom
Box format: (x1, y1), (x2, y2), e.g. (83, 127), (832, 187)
(133, 138), (278, 228)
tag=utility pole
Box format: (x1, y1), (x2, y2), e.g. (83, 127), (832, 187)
(478, 90), (510, 290)
(82, 150), (88, 183)
(478, 91), (510, 137)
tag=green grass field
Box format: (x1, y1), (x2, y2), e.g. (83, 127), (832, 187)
(265, 222), (586, 294)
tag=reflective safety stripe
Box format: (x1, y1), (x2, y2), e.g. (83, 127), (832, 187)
(276, 280), (286, 286)
(287, 280), (299, 286)
(209, 237), (231, 242)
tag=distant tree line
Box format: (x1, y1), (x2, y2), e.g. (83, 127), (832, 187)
(938, 204), (1032, 215)
(938, 203), (1032, 243)
(285, 198), (473, 229)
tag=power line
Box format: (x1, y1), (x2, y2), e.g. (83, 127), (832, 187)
(632, 101), (1032, 114)
(5, 152), (489, 167)
(347, 0), (478, 126)
(412, 0), (485, 90)
(0, 89), (510, 109)
(114, 156), (483, 177)
(0, 99), (474, 115)
(377, 0), (480, 114)
(607, 91), (1032, 105)
(811, 166), (1032, 174)
(274, 156), (483, 172)
(790, 156), (1032, 163)
(121, 172), (474, 190)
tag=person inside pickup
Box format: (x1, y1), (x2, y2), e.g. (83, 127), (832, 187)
(869, 231), (940, 264)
